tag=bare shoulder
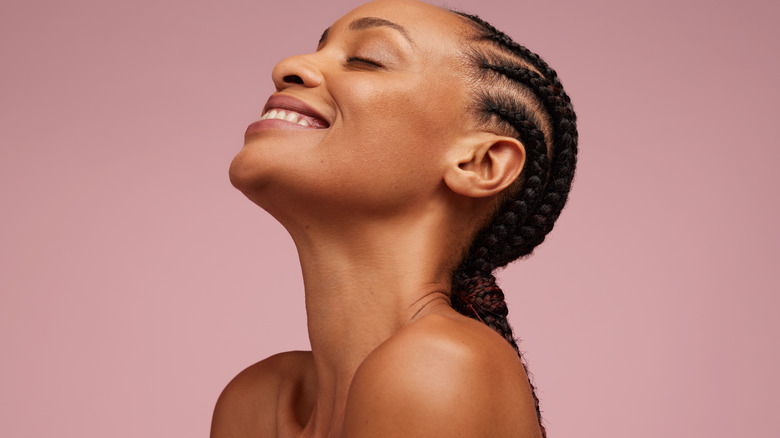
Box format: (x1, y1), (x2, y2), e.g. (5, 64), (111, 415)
(342, 313), (542, 438)
(210, 351), (314, 438)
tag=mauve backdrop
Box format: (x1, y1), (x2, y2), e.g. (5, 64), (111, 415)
(1, 0), (778, 436)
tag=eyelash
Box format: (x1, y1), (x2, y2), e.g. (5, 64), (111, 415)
(346, 56), (384, 68)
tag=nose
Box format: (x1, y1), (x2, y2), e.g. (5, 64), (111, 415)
(271, 53), (324, 91)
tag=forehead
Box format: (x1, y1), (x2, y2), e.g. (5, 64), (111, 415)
(331, 0), (470, 54)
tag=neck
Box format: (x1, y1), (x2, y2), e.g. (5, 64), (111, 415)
(287, 211), (458, 434)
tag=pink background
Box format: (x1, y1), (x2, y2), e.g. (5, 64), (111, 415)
(1, 0), (778, 436)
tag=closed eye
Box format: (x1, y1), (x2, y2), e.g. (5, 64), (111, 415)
(346, 56), (384, 68)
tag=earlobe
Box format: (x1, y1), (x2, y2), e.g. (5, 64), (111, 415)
(444, 134), (525, 198)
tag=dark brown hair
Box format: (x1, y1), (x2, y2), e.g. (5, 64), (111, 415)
(449, 11), (579, 437)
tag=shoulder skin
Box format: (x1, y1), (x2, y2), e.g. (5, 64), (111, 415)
(341, 313), (543, 438)
(210, 351), (313, 438)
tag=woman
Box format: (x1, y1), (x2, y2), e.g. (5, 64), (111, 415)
(213, 0), (577, 436)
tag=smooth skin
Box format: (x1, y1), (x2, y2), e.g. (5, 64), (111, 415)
(215, 0), (542, 437)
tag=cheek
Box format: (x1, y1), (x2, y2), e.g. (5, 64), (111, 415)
(329, 76), (457, 168)
(338, 79), (415, 136)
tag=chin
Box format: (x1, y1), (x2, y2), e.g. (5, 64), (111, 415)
(228, 147), (273, 200)
(227, 147), (308, 226)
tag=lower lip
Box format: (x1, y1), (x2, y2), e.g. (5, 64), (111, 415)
(245, 118), (322, 136)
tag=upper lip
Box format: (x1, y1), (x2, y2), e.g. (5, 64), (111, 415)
(262, 94), (331, 128)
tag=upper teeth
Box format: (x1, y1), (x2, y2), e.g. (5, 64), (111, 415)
(261, 109), (310, 127)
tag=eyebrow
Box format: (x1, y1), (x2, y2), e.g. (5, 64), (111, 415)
(318, 17), (414, 46)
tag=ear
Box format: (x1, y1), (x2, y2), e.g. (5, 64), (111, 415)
(444, 133), (525, 198)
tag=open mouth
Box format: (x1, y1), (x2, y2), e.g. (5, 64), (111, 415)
(260, 108), (329, 128)
(260, 94), (331, 129)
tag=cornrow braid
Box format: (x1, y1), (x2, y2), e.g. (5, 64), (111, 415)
(449, 11), (579, 438)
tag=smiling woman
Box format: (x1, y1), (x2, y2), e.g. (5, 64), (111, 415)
(216, 0), (577, 437)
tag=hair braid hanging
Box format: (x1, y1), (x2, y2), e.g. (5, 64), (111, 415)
(449, 10), (579, 437)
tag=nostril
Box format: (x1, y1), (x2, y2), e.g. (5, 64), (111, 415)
(283, 75), (304, 85)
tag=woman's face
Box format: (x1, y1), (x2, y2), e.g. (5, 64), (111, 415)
(230, 0), (479, 220)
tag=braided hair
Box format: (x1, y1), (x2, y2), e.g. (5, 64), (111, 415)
(448, 11), (579, 437)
